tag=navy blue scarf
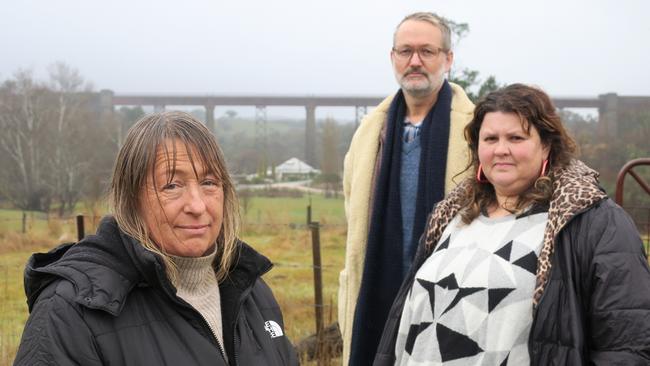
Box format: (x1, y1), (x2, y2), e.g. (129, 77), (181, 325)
(349, 80), (453, 365)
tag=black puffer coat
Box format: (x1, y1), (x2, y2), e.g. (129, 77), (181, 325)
(374, 161), (650, 365)
(14, 217), (299, 366)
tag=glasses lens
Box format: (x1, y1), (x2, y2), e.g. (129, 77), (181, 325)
(394, 48), (412, 60)
(418, 48), (436, 60)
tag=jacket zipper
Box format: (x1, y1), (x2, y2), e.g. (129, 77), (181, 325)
(158, 283), (229, 364)
(157, 253), (273, 366)
(198, 312), (228, 364)
(179, 299), (229, 364)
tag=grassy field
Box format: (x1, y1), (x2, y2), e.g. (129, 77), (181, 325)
(241, 194), (345, 227)
(0, 250), (41, 365)
(2, 195), (648, 365)
(0, 194), (345, 365)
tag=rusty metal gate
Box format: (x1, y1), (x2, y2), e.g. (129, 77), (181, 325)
(615, 158), (650, 257)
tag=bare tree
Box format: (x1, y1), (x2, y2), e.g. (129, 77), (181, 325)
(47, 62), (94, 216)
(0, 70), (52, 210)
(0, 64), (102, 215)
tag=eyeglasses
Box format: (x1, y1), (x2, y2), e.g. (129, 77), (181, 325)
(391, 46), (447, 62)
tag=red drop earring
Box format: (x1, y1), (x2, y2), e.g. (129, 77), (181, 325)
(540, 159), (549, 177)
(476, 164), (489, 183)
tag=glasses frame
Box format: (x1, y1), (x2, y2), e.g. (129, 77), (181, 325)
(391, 46), (448, 62)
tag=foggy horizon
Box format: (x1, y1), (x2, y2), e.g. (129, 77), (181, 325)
(2, 0), (647, 120)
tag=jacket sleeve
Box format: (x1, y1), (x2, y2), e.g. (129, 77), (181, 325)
(14, 283), (103, 366)
(586, 202), (650, 364)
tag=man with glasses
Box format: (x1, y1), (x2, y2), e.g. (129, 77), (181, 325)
(339, 12), (474, 365)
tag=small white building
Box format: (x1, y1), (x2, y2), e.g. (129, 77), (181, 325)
(272, 158), (320, 181)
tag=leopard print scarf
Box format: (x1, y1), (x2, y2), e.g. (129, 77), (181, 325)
(423, 159), (607, 306)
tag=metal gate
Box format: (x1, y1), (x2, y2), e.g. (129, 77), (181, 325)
(615, 158), (650, 256)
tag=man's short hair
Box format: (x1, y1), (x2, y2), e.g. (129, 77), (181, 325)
(393, 12), (452, 51)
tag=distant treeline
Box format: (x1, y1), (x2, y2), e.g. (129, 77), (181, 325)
(0, 63), (355, 214)
(1, 64), (649, 222)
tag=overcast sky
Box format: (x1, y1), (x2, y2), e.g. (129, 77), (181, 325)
(2, 0), (648, 118)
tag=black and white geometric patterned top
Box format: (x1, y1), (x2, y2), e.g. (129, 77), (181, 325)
(395, 208), (548, 365)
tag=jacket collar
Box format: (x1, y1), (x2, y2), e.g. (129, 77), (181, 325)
(544, 159), (607, 235)
(24, 216), (271, 316)
(532, 159), (607, 305)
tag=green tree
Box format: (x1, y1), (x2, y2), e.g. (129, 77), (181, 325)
(445, 18), (503, 102)
(477, 76), (502, 100)
(225, 110), (237, 119)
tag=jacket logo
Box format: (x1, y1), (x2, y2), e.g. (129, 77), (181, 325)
(264, 320), (284, 338)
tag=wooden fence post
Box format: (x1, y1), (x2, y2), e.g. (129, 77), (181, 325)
(307, 199), (312, 225)
(309, 221), (325, 365)
(76, 215), (85, 241)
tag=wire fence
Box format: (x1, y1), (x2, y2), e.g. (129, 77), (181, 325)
(0, 207), (344, 365)
(2, 201), (649, 365)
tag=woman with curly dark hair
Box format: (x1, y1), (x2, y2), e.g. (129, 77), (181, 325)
(374, 84), (650, 365)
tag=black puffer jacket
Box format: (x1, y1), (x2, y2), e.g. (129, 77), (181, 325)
(14, 217), (299, 366)
(374, 161), (650, 365)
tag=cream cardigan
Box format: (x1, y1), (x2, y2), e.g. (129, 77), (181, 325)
(338, 82), (474, 365)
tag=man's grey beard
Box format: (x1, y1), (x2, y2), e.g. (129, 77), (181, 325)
(396, 70), (445, 98)
(402, 83), (435, 98)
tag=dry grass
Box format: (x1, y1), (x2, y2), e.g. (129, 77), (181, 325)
(246, 224), (346, 336)
(0, 196), (346, 365)
(0, 214), (78, 255)
(0, 250), (45, 365)
(2, 201), (649, 365)
(240, 223), (345, 365)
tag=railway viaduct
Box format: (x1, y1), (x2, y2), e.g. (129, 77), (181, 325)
(97, 90), (650, 167)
